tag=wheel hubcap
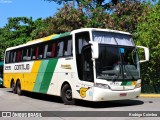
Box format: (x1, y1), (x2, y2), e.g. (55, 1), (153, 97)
(65, 89), (72, 100)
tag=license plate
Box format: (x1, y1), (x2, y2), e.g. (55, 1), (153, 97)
(120, 93), (127, 97)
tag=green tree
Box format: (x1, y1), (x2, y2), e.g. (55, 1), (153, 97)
(136, 1), (160, 92)
(0, 28), (6, 60)
(4, 17), (34, 44)
(111, 1), (148, 33)
(42, 0), (147, 33)
(0, 17), (38, 60)
(36, 4), (88, 34)
(30, 18), (50, 39)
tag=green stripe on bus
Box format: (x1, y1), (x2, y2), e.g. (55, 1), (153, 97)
(126, 81), (132, 86)
(33, 60), (49, 92)
(52, 34), (60, 39)
(52, 32), (70, 40)
(39, 59), (58, 93)
(121, 81), (127, 86)
(59, 32), (70, 37)
(121, 81), (132, 86)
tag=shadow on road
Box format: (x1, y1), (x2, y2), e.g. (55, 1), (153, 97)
(7, 90), (144, 108)
(8, 90), (63, 104)
(75, 99), (144, 108)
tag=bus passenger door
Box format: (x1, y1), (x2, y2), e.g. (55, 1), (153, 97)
(82, 45), (94, 83)
(75, 32), (94, 100)
(77, 45), (94, 100)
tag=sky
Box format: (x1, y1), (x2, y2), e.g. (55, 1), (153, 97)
(0, 0), (62, 28)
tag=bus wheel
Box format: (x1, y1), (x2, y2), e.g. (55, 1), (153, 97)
(16, 81), (22, 96)
(61, 84), (75, 105)
(11, 81), (17, 94)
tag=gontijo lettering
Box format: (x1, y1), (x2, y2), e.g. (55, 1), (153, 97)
(14, 64), (30, 70)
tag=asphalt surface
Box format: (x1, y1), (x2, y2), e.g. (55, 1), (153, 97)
(0, 88), (160, 120)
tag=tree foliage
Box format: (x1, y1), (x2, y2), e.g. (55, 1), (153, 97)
(50, 4), (87, 33)
(42, 0), (147, 33)
(136, 2), (160, 85)
(0, 17), (46, 60)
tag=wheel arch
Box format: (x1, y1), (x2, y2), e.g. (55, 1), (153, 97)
(60, 81), (72, 96)
(16, 79), (20, 86)
(60, 81), (75, 105)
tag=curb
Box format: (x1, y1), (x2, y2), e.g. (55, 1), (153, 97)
(140, 94), (160, 98)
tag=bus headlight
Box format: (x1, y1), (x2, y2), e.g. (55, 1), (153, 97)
(135, 83), (141, 88)
(95, 83), (111, 89)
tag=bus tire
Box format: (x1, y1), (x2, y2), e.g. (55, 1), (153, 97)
(16, 81), (22, 96)
(11, 81), (17, 94)
(61, 84), (75, 105)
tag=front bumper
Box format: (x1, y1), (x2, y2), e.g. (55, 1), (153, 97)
(93, 87), (141, 101)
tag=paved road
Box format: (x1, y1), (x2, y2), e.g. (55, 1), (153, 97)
(0, 88), (159, 120)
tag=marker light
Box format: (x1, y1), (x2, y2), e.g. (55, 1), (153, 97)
(135, 83), (141, 88)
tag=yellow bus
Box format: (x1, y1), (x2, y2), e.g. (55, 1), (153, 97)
(3, 28), (149, 105)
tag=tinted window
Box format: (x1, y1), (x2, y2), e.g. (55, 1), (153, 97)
(5, 51), (10, 63)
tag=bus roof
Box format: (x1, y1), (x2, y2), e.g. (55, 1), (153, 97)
(27, 32), (71, 44)
(71, 28), (132, 35)
(5, 28), (132, 51)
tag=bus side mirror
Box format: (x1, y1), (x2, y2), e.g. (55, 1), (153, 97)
(89, 41), (99, 59)
(137, 46), (149, 63)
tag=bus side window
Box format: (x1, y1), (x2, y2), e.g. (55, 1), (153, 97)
(44, 43), (56, 58)
(78, 38), (88, 54)
(13, 51), (16, 63)
(64, 39), (72, 56)
(57, 41), (64, 57)
(5, 51), (10, 63)
(27, 48), (31, 60)
(44, 44), (48, 59)
(67, 40), (72, 56)
(35, 47), (39, 59)
(16, 50), (22, 62)
(22, 48), (31, 61)
(9, 52), (12, 63)
(37, 45), (44, 59)
(32, 47), (36, 60)
(51, 43), (56, 58)
(63, 40), (68, 56)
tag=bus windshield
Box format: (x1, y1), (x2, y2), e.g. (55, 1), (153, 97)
(92, 31), (140, 81)
(95, 45), (140, 81)
(92, 31), (134, 46)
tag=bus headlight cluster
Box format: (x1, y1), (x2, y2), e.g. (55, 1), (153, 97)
(135, 83), (141, 88)
(95, 83), (111, 89)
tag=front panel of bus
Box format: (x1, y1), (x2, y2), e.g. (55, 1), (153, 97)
(93, 31), (141, 101)
(74, 30), (141, 101)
